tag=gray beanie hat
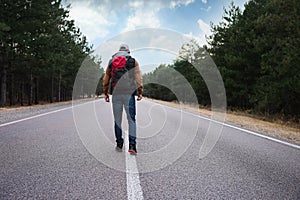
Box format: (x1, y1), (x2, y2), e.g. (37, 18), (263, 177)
(119, 43), (130, 52)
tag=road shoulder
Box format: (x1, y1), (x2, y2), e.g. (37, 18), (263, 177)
(145, 98), (300, 145)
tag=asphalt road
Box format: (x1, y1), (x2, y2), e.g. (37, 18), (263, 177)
(1, 99), (299, 199)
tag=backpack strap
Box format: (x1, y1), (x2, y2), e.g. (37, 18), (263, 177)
(108, 57), (113, 73)
(125, 57), (135, 71)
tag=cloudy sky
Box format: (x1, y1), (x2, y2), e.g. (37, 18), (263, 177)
(62, 0), (248, 71)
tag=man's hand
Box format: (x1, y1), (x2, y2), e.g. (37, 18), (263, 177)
(137, 94), (142, 101)
(104, 94), (110, 102)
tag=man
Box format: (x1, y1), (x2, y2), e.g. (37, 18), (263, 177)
(103, 44), (143, 155)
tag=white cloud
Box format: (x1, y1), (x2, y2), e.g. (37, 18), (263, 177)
(183, 18), (211, 46)
(197, 18), (210, 35)
(65, 0), (198, 45)
(68, 2), (112, 42)
(124, 1), (162, 32)
(202, 0), (207, 4)
(124, 10), (160, 31)
(169, 0), (195, 9)
(196, 18), (211, 45)
(128, 1), (144, 8)
(200, 6), (211, 12)
(124, 0), (195, 31)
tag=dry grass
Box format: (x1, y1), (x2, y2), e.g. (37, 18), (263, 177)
(146, 98), (300, 145)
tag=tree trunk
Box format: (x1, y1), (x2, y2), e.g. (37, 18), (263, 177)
(10, 73), (14, 106)
(20, 80), (24, 106)
(34, 77), (38, 104)
(57, 70), (61, 102)
(28, 72), (33, 106)
(0, 62), (7, 107)
(63, 89), (66, 101)
(50, 73), (54, 103)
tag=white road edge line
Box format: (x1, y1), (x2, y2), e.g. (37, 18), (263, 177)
(1, 99), (145, 199)
(0, 107), (72, 128)
(0, 101), (94, 128)
(125, 131), (144, 200)
(146, 100), (300, 150)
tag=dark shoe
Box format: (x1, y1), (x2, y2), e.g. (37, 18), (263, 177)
(128, 144), (137, 155)
(115, 143), (123, 152)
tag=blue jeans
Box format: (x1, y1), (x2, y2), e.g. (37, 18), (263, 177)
(112, 95), (136, 145)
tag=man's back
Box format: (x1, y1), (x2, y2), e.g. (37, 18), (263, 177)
(102, 44), (143, 155)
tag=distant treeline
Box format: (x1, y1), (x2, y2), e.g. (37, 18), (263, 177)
(0, 0), (100, 106)
(143, 0), (300, 119)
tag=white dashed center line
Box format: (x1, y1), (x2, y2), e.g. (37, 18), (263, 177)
(125, 131), (144, 200)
